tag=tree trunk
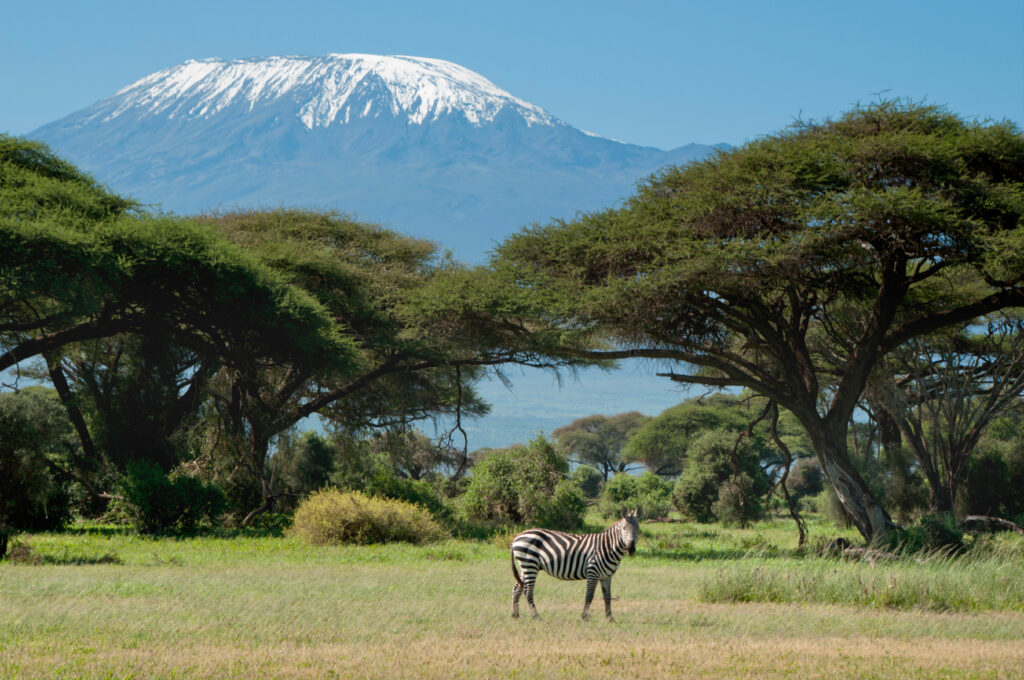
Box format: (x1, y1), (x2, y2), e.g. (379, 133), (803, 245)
(45, 354), (99, 463)
(803, 417), (897, 543)
(241, 431), (274, 527)
(930, 487), (955, 514)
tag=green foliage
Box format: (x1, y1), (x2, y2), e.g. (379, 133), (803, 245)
(884, 513), (965, 554)
(63, 335), (206, 474)
(457, 436), (585, 530)
(671, 430), (769, 524)
(291, 488), (447, 545)
(362, 466), (451, 523)
(188, 209), (498, 524)
(2, 213), (353, 372)
(569, 464), (604, 498)
(713, 474), (767, 527)
(322, 433), (452, 523)
(0, 389), (74, 556)
(964, 414), (1024, 520)
(811, 486), (855, 530)
(269, 431), (337, 512)
(625, 394), (812, 480)
(787, 458), (824, 500)
(0, 134), (136, 226)
(626, 395), (752, 477)
(598, 472), (672, 519)
(552, 411), (649, 479)
(117, 460), (225, 535)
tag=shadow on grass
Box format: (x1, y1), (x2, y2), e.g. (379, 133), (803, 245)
(640, 546), (761, 561)
(6, 544), (123, 566)
(63, 524), (133, 537)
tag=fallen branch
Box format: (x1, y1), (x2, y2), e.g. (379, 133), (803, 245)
(962, 515), (1024, 536)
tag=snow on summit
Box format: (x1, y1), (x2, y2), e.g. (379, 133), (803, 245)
(101, 54), (560, 129)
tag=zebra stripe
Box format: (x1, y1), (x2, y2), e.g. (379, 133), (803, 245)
(510, 509), (639, 621)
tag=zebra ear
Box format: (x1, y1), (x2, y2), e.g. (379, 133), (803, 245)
(632, 507), (642, 520)
(620, 507), (629, 520)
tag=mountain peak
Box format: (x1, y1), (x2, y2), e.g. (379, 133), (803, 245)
(98, 53), (559, 130)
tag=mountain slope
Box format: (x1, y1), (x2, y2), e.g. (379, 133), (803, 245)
(32, 54), (723, 260)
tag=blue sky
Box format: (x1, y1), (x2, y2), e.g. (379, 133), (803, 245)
(3, 0), (1022, 149)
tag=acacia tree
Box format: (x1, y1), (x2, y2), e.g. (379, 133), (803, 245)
(868, 313), (1024, 513)
(2, 138), (358, 516)
(199, 210), (559, 523)
(490, 102), (1024, 542)
(1, 137), (348, 382)
(552, 412), (649, 480)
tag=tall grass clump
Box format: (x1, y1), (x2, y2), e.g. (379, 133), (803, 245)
(291, 488), (448, 545)
(698, 546), (1024, 612)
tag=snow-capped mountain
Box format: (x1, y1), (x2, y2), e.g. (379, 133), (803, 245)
(32, 54), (724, 261)
(82, 54), (559, 130)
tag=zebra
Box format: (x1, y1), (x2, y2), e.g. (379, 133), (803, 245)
(510, 508), (640, 621)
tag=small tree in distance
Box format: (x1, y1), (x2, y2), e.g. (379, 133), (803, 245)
(552, 412), (650, 480)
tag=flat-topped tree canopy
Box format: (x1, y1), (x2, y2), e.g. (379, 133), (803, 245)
(0, 136), (356, 377)
(492, 101), (1024, 542)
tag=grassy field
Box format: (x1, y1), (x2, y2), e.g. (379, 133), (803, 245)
(2, 517), (1023, 679)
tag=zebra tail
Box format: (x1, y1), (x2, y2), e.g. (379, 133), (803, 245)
(510, 549), (524, 588)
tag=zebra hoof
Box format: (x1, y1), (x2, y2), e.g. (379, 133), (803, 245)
(512, 612), (519, 619)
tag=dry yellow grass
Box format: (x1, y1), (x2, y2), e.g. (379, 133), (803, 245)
(3, 557), (1024, 679)
(7, 617), (1024, 679)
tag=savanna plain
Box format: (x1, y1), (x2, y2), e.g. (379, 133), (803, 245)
(2, 517), (1023, 680)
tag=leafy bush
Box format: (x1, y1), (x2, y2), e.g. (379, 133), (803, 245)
(787, 457), (824, 500)
(291, 488), (447, 545)
(534, 479), (588, 529)
(810, 486), (854, 529)
(457, 437), (585, 531)
(598, 472), (672, 519)
(362, 466), (451, 523)
(570, 465), (604, 499)
(713, 473), (766, 526)
(117, 460), (224, 534)
(269, 431), (336, 512)
(672, 431), (768, 523)
(672, 431), (735, 521)
(0, 389), (75, 557)
(886, 512), (965, 554)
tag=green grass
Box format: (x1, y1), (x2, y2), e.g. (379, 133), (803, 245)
(2, 517), (1023, 679)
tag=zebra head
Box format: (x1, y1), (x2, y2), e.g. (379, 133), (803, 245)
(620, 508), (640, 556)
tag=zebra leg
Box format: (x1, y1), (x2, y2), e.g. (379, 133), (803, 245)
(512, 582), (523, 618)
(581, 574), (598, 620)
(524, 574), (540, 619)
(601, 577), (615, 622)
